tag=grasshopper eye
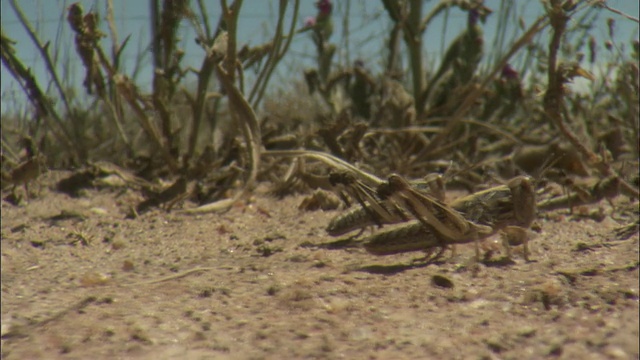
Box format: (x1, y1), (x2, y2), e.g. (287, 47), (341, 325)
(376, 183), (392, 199)
(386, 174), (409, 191)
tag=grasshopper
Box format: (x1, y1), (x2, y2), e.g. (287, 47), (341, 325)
(326, 173), (445, 236)
(537, 175), (620, 212)
(450, 176), (536, 232)
(371, 174), (495, 260)
(2, 137), (46, 200)
(265, 150), (537, 260)
(362, 176), (536, 261)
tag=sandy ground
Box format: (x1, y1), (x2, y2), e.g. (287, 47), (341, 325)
(1, 170), (638, 360)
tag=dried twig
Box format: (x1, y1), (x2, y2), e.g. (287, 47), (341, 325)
(184, 0), (262, 214)
(597, 0), (639, 23)
(420, 15), (549, 155)
(248, 0), (300, 108)
(543, 0), (639, 199)
(264, 149), (386, 188)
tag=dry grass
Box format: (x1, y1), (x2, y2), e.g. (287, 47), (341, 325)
(1, 0), (638, 213)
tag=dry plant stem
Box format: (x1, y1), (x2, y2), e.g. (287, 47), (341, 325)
(248, 0), (300, 108)
(108, 75), (178, 172)
(152, 1), (190, 155)
(419, 0), (450, 33)
(384, 117), (519, 144)
(153, 99), (174, 159)
(544, 1), (597, 165)
(9, 0), (73, 118)
(150, 0), (161, 69)
(415, 0), (467, 111)
(544, 1), (639, 199)
(221, 0), (242, 81)
(6, 2), (80, 158)
(381, 0), (425, 115)
(461, 118), (521, 144)
(407, 0), (425, 116)
(103, 2), (133, 150)
(186, 48), (216, 162)
(247, 0), (286, 100)
(66, 4), (141, 160)
(91, 42), (178, 172)
(486, 1), (514, 67)
(386, 19), (402, 74)
(264, 150), (386, 188)
(105, 0), (120, 61)
(380, 0), (404, 74)
(341, 0), (351, 66)
(0, 32), (75, 158)
(184, 1), (262, 214)
(366, 126), (442, 136)
(598, 1), (639, 22)
(183, 2), (216, 163)
(101, 93), (133, 152)
(420, 15), (549, 155)
(183, 62), (260, 214)
(196, 0), (213, 38)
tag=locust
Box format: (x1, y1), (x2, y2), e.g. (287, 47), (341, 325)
(346, 175), (537, 261)
(327, 173), (535, 235)
(1, 137), (46, 200)
(265, 150), (537, 260)
(537, 175), (620, 212)
(366, 174), (495, 261)
(326, 173), (445, 236)
(449, 176), (536, 232)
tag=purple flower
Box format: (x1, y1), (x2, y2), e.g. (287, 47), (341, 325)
(316, 0), (332, 16)
(303, 16), (316, 28)
(468, 9), (480, 26)
(501, 64), (519, 80)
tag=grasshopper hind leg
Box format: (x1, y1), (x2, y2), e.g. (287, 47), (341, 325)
(500, 226), (531, 262)
(411, 245), (448, 264)
(474, 235), (480, 264)
(500, 236), (513, 261)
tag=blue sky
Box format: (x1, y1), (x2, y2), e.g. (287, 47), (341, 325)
(1, 0), (638, 114)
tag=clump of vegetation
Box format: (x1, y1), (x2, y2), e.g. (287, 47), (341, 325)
(1, 0), (638, 214)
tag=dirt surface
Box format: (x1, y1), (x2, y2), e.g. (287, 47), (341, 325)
(1, 171), (638, 360)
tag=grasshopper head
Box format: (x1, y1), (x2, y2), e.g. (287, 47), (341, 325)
(386, 174), (411, 190)
(377, 174), (407, 199)
(508, 176), (536, 228)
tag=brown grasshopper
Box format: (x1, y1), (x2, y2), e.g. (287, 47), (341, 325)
(264, 150), (537, 260)
(326, 173), (445, 236)
(368, 174), (495, 261)
(2, 137), (46, 201)
(537, 175), (620, 212)
(360, 176), (537, 261)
